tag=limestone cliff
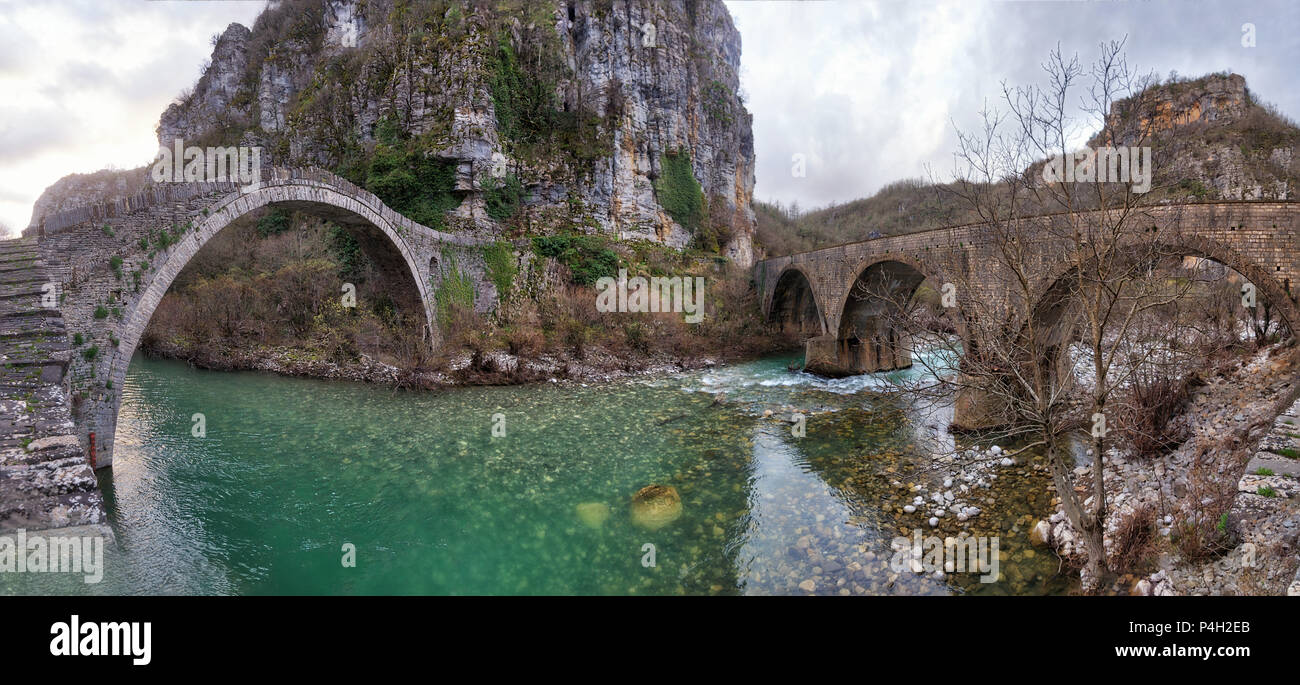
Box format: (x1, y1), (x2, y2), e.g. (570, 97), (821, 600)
(153, 0), (757, 265)
(1095, 72), (1297, 201)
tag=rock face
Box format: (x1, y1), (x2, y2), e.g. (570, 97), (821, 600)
(157, 23), (253, 147)
(1097, 72), (1297, 201)
(1107, 73), (1251, 137)
(26, 167), (150, 229)
(152, 0), (757, 265)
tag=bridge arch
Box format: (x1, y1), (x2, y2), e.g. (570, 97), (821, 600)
(807, 254), (959, 375)
(833, 254), (943, 338)
(108, 179), (435, 394)
(52, 172), (447, 470)
(767, 264), (827, 336)
(1031, 235), (1299, 340)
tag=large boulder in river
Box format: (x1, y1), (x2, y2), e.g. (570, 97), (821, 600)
(630, 485), (683, 530)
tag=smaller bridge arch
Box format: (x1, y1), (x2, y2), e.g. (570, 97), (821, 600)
(1030, 234), (1299, 342)
(766, 264), (827, 337)
(807, 253), (955, 376)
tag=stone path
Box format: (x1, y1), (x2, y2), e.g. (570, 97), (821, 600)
(0, 237), (106, 533)
(1239, 395), (1300, 594)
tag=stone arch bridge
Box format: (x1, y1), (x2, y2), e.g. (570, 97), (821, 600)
(755, 201), (1300, 379)
(17, 167), (502, 471)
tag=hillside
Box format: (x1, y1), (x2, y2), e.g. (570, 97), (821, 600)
(758, 72), (1300, 257)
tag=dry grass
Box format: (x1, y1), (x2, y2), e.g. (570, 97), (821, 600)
(1110, 503), (1158, 573)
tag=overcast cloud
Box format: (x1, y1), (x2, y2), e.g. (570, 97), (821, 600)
(1, 1), (1297, 235)
(727, 0), (1300, 212)
(0, 0), (266, 235)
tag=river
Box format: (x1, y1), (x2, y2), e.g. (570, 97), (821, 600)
(5, 350), (1075, 595)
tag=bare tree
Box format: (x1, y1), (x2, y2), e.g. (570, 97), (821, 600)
(848, 40), (1217, 591)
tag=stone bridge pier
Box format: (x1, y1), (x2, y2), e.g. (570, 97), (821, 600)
(28, 168), (499, 469)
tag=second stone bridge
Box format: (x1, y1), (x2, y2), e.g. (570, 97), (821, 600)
(754, 201), (1300, 377)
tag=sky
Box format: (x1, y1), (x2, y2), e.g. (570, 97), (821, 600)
(726, 0), (1300, 213)
(0, 0), (266, 236)
(1, 0), (1297, 235)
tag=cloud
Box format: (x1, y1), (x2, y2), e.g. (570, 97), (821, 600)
(0, 0), (266, 236)
(727, 0), (1300, 211)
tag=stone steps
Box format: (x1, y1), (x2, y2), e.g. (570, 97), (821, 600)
(0, 238), (104, 533)
(0, 269), (50, 285)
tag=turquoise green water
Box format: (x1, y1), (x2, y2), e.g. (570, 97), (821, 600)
(4, 352), (1072, 595)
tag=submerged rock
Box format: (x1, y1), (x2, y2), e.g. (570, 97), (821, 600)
(576, 502), (611, 529)
(630, 485), (684, 530)
(1029, 519), (1052, 546)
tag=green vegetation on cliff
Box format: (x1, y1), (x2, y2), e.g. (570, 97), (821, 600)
(488, 32), (612, 175)
(434, 253), (477, 327)
(484, 172), (525, 222)
(655, 151), (706, 234)
(339, 118), (462, 230)
(483, 241), (518, 295)
(531, 235), (620, 286)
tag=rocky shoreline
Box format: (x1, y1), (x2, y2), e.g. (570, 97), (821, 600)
(139, 338), (757, 389)
(1036, 342), (1300, 595)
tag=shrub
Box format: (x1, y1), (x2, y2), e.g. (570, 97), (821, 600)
(109, 256), (123, 278)
(93, 305), (109, 319)
(433, 254), (476, 327)
(329, 225), (363, 280)
(1115, 373), (1196, 458)
(484, 173), (525, 222)
(483, 242), (517, 295)
(1175, 445), (1239, 561)
(256, 208), (292, 237)
(350, 118), (461, 229)
(82, 346), (99, 361)
(73, 332), (84, 346)
(654, 150), (705, 233)
(621, 320), (651, 353)
(561, 318), (589, 359)
(502, 326), (543, 358)
(155, 228), (176, 250)
(1109, 503), (1157, 573)
(531, 235), (618, 286)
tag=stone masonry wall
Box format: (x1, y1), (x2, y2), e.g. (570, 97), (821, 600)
(0, 237), (107, 534)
